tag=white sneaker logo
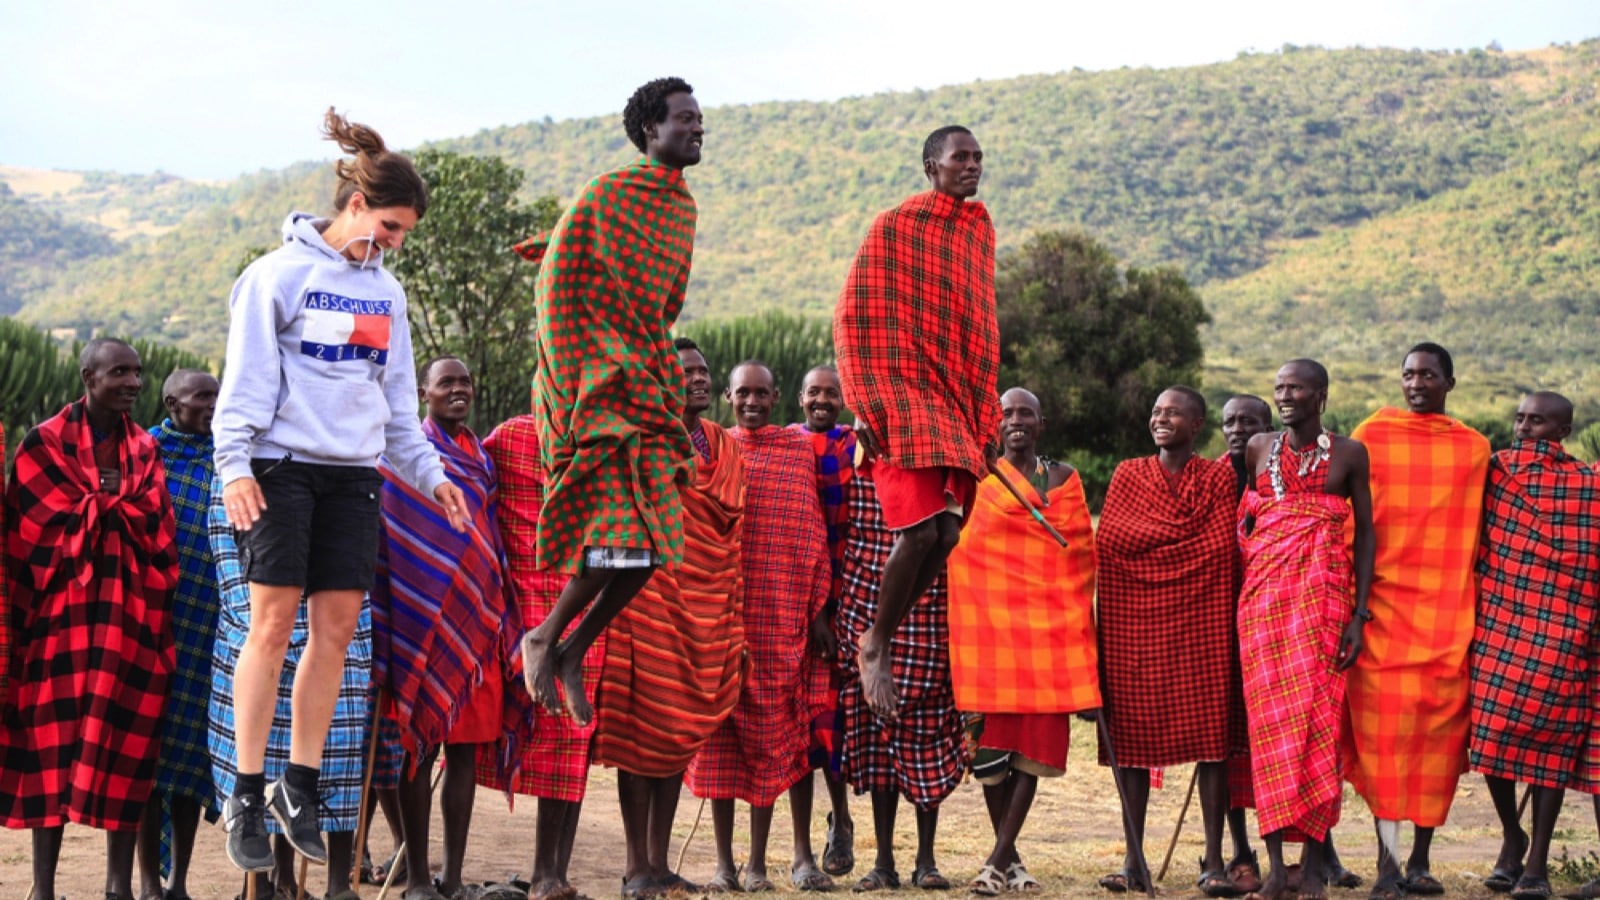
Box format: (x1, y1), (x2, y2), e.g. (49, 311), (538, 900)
(283, 795), (302, 818)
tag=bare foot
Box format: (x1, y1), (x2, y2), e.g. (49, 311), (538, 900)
(554, 642), (594, 726)
(522, 630), (562, 714)
(530, 876), (579, 900)
(1253, 867), (1289, 900)
(858, 632), (899, 722)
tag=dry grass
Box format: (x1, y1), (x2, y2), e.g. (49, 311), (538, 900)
(11, 721), (1600, 898)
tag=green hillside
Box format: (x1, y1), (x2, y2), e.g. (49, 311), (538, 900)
(3, 41), (1599, 423)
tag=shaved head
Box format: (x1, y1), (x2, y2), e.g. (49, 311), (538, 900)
(1515, 390), (1574, 443)
(162, 367), (212, 400)
(1000, 386), (1041, 414)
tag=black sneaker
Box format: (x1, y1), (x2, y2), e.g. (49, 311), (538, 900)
(266, 777), (327, 864)
(222, 792), (274, 872)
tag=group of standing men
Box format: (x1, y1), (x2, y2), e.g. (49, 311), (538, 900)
(6, 72), (1600, 900)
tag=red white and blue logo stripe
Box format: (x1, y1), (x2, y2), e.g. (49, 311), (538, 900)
(300, 292), (392, 364)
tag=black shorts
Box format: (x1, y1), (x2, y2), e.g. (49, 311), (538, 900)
(238, 458), (383, 593)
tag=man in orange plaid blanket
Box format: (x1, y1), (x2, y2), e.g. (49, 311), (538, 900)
(1346, 342), (1489, 899)
(946, 388), (1100, 896)
(833, 125), (1000, 723)
(1237, 359), (1375, 900)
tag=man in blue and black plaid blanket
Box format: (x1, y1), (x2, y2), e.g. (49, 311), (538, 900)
(138, 368), (222, 900)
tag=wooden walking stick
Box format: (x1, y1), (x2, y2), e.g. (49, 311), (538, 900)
(1097, 709), (1157, 897)
(675, 796), (709, 873)
(351, 686), (388, 888)
(986, 460), (1068, 547)
(296, 857), (309, 900)
(1157, 766), (1200, 881)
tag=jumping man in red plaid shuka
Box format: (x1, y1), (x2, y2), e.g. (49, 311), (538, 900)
(833, 125), (1000, 723)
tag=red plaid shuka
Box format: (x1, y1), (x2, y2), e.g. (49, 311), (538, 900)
(1469, 440), (1600, 789)
(1237, 451), (1354, 841)
(788, 423), (856, 768)
(593, 420), (747, 778)
(1096, 455), (1241, 768)
(834, 469), (965, 811)
(476, 416), (600, 803)
(689, 427), (828, 805)
(0, 401), (178, 830)
(520, 159), (697, 574)
(833, 190), (1000, 478)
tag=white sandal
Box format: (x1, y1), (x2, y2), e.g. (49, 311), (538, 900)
(970, 865), (1005, 896)
(1005, 864), (1042, 893)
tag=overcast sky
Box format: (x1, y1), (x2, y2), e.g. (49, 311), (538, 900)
(2, 0), (1593, 180)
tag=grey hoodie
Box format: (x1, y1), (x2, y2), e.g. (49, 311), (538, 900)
(212, 211), (446, 495)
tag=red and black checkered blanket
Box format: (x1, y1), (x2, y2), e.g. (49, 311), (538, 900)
(1095, 455), (1241, 768)
(1470, 440), (1600, 788)
(833, 190), (1000, 477)
(0, 400), (178, 830)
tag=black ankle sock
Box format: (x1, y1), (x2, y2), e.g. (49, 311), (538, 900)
(237, 771), (266, 798)
(285, 762), (319, 794)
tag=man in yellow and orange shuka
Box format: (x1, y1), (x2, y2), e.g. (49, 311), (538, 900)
(1345, 341), (1490, 899)
(946, 388), (1099, 896)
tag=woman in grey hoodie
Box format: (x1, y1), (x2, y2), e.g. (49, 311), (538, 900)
(211, 108), (467, 877)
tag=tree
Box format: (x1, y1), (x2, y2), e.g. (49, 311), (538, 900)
(677, 310), (835, 428)
(996, 229), (1211, 465)
(388, 149), (561, 432)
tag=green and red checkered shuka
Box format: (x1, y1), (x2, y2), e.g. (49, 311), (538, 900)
(517, 159), (697, 575)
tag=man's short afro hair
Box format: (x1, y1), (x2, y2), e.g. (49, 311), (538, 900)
(625, 77), (694, 153)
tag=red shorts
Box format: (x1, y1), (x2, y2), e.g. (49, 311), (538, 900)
(867, 461), (977, 531)
(982, 712), (1071, 776)
(446, 671), (504, 745)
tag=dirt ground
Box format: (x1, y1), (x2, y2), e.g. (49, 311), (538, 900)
(7, 725), (1600, 899)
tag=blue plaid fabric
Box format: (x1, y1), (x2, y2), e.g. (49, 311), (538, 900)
(149, 421), (221, 815)
(150, 421), (221, 876)
(206, 476), (400, 833)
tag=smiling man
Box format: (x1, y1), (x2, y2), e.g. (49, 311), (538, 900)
(1094, 385), (1241, 896)
(0, 337), (179, 900)
(786, 364), (859, 879)
(371, 355), (529, 900)
(1237, 360), (1375, 900)
(834, 125), (1001, 723)
(1467, 391), (1600, 900)
(690, 361), (834, 892)
(945, 388), (1100, 895)
(1346, 342), (1489, 898)
(518, 76), (705, 727)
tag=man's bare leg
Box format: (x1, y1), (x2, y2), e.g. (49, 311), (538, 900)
(106, 829), (138, 900)
(531, 797), (582, 900)
(398, 746), (443, 894)
(859, 514), (960, 719)
(1259, 832), (1289, 900)
(868, 789), (899, 880)
(789, 773), (829, 884)
(981, 772), (1037, 870)
(1197, 761), (1229, 877)
(749, 803), (776, 887)
(1405, 825), (1438, 889)
(913, 804), (941, 882)
(137, 792), (164, 900)
(618, 771), (654, 888)
(645, 773), (686, 882)
(32, 827), (63, 900)
(1114, 767), (1151, 887)
(1371, 819), (1403, 895)
(1297, 838), (1327, 900)
(1486, 775), (1530, 882)
(437, 743), (478, 895)
(709, 797), (740, 889)
(523, 566), (655, 726)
